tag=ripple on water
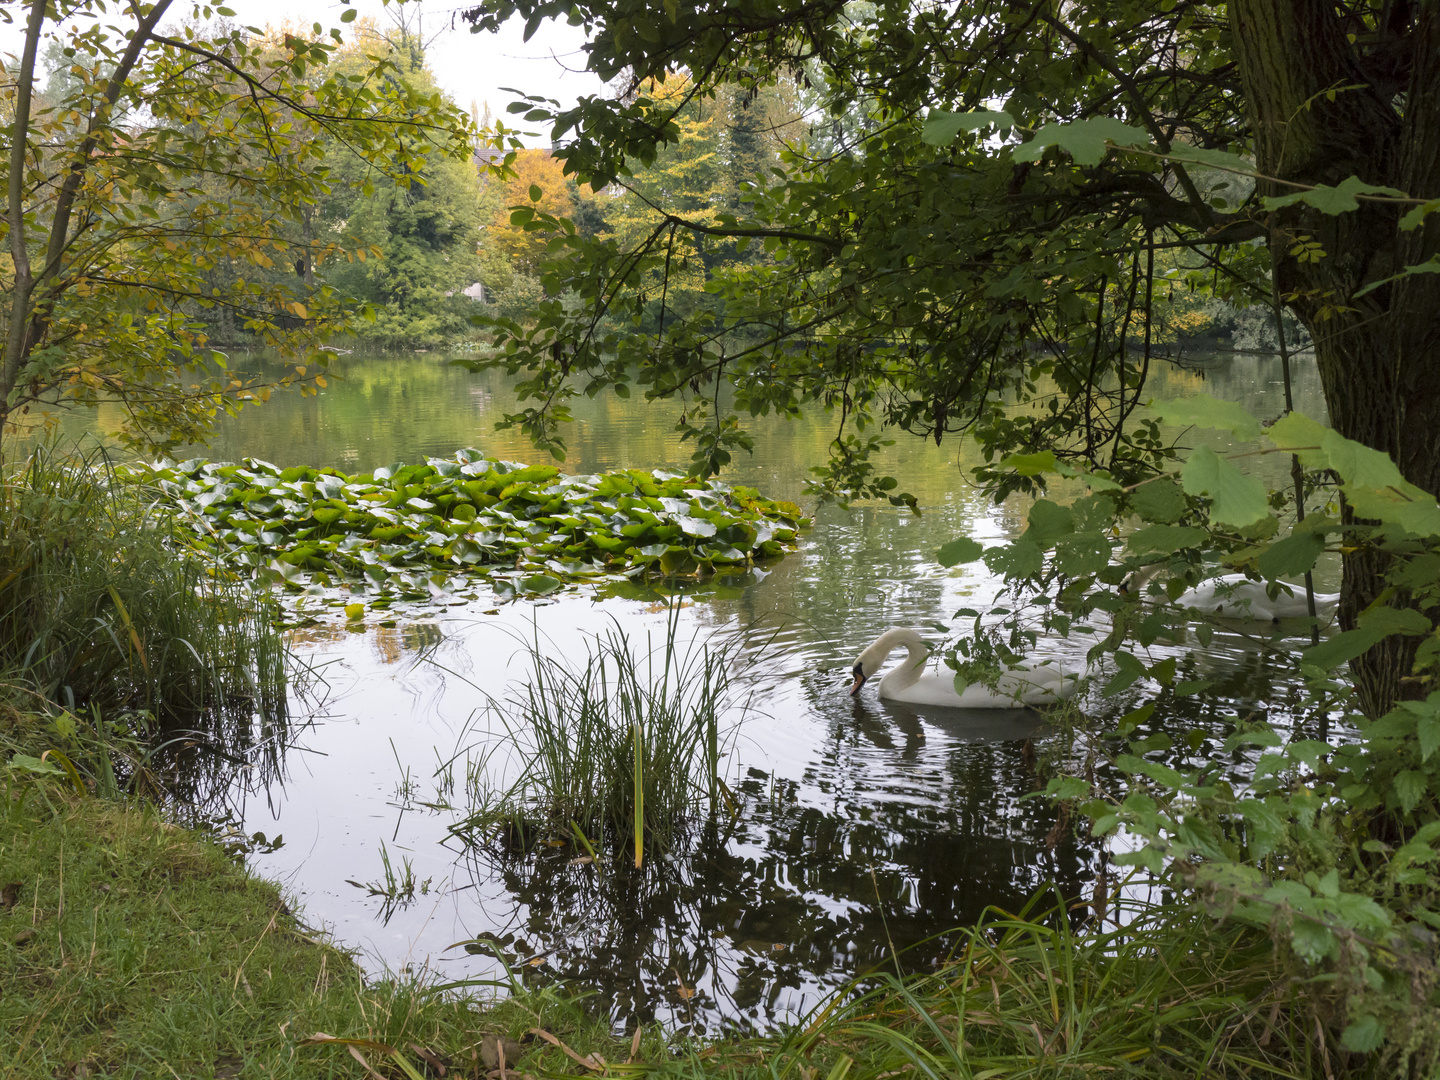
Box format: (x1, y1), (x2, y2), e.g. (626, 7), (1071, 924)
(187, 351), (1343, 1030)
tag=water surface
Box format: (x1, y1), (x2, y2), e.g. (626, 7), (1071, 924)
(83, 349), (1335, 1030)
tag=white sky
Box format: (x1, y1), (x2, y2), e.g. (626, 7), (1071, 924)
(1, 0), (608, 144)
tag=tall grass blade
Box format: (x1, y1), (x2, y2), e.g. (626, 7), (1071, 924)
(633, 719), (643, 869)
(445, 608), (749, 860)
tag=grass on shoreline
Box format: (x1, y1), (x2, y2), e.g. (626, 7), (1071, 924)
(0, 780), (622, 1080)
(5, 763), (1353, 1080)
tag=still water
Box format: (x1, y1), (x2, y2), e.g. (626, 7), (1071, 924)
(94, 349), (1332, 1031)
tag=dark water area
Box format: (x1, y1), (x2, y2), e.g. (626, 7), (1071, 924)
(59, 348), (1336, 1031)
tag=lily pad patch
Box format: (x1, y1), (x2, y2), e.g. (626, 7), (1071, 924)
(126, 450), (808, 606)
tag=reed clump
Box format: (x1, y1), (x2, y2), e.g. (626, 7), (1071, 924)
(450, 616), (740, 864)
(0, 443), (285, 751)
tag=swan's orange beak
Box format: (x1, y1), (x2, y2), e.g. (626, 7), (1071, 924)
(849, 664), (866, 695)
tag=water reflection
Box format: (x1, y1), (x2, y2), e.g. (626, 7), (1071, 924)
(45, 347), (1345, 1031)
(453, 716), (1091, 1032)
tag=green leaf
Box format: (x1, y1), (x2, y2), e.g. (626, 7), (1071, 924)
(1127, 524), (1208, 554)
(340, 6), (357, 21)
(1104, 652), (1148, 696)
(1047, 776), (1091, 800)
(1322, 429), (1405, 489)
(1070, 493), (1117, 532)
(1413, 710), (1440, 761)
(1023, 499), (1074, 549)
(1149, 394), (1261, 440)
(1130, 478), (1188, 524)
(1344, 483), (1440, 537)
(1262, 175), (1410, 215)
(1055, 530), (1112, 576)
(1302, 606), (1431, 671)
(1265, 412), (1330, 468)
(921, 109), (1014, 144)
(1237, 799), (1285, 857)
(1012, 117), (1152, 166)
(937, 537), (984, 567)
(1256, 531), (1326, 578)
(8, 752), (65, 777)
(675, 515), (717, 537)
(1180, 447), (1269, 527)
(1394, 770), (1427, 814)
(1159, 145), (1256, 174)
(1399, 199), (1440, 231)
(1001, 450), (1058, 476)
(1354, 255), (1440, 297)
(1341, 1015), (1386, 1054)
(983, 540), (1044, 578)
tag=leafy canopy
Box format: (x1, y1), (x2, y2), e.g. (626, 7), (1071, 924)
(2, 0), (475, 449)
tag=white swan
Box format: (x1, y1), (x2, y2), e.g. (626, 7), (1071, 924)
(1126, 568), (1337, 623)
(849, 628), (1079, 708)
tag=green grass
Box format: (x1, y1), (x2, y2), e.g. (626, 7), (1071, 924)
(446, 613), (741, 865)
(0, 777), (625, 1080)
(0, 442), (285, 731)
(5, 759), (1369, 1080)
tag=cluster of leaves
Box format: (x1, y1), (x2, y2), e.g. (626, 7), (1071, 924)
(127, 450), (807, 608)
(2, 0), (479, 450)
(297, 18), (495, 350)
(942, 396), (1440, 1062)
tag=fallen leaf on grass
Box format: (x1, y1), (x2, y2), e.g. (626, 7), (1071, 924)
(1, 882), (20, 911)
(409, 1043), (448, 1076)
(298, 1032), (428, 1080)
(527, 1028), (603, 1071)
(478, 1034), (524, 1072)
(348, 1045), (388, 1080)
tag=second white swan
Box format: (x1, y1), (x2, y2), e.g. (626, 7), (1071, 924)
(1126, 568), (1337, 623)
(849, 628), (1079, 708)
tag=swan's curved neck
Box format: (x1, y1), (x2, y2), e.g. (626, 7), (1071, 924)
(866, 629), (929, 694)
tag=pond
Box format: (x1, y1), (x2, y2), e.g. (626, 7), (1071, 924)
(79, 348), (1334, 1032)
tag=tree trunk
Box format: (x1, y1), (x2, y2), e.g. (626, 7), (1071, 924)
(1231, 0), (1440, 717)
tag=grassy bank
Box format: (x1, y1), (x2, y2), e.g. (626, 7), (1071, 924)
(0, 446), (1395, 1078)
(0, 781), (626, 1079)
(5, 769), (1343, 1080)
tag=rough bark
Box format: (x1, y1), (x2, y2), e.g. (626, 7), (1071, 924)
(1230, 0), (1440, 718)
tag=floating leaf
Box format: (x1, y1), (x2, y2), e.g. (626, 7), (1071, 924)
(125, 452), (808, 610)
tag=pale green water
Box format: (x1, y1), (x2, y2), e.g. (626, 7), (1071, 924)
(61, 348), (1332, 1031)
